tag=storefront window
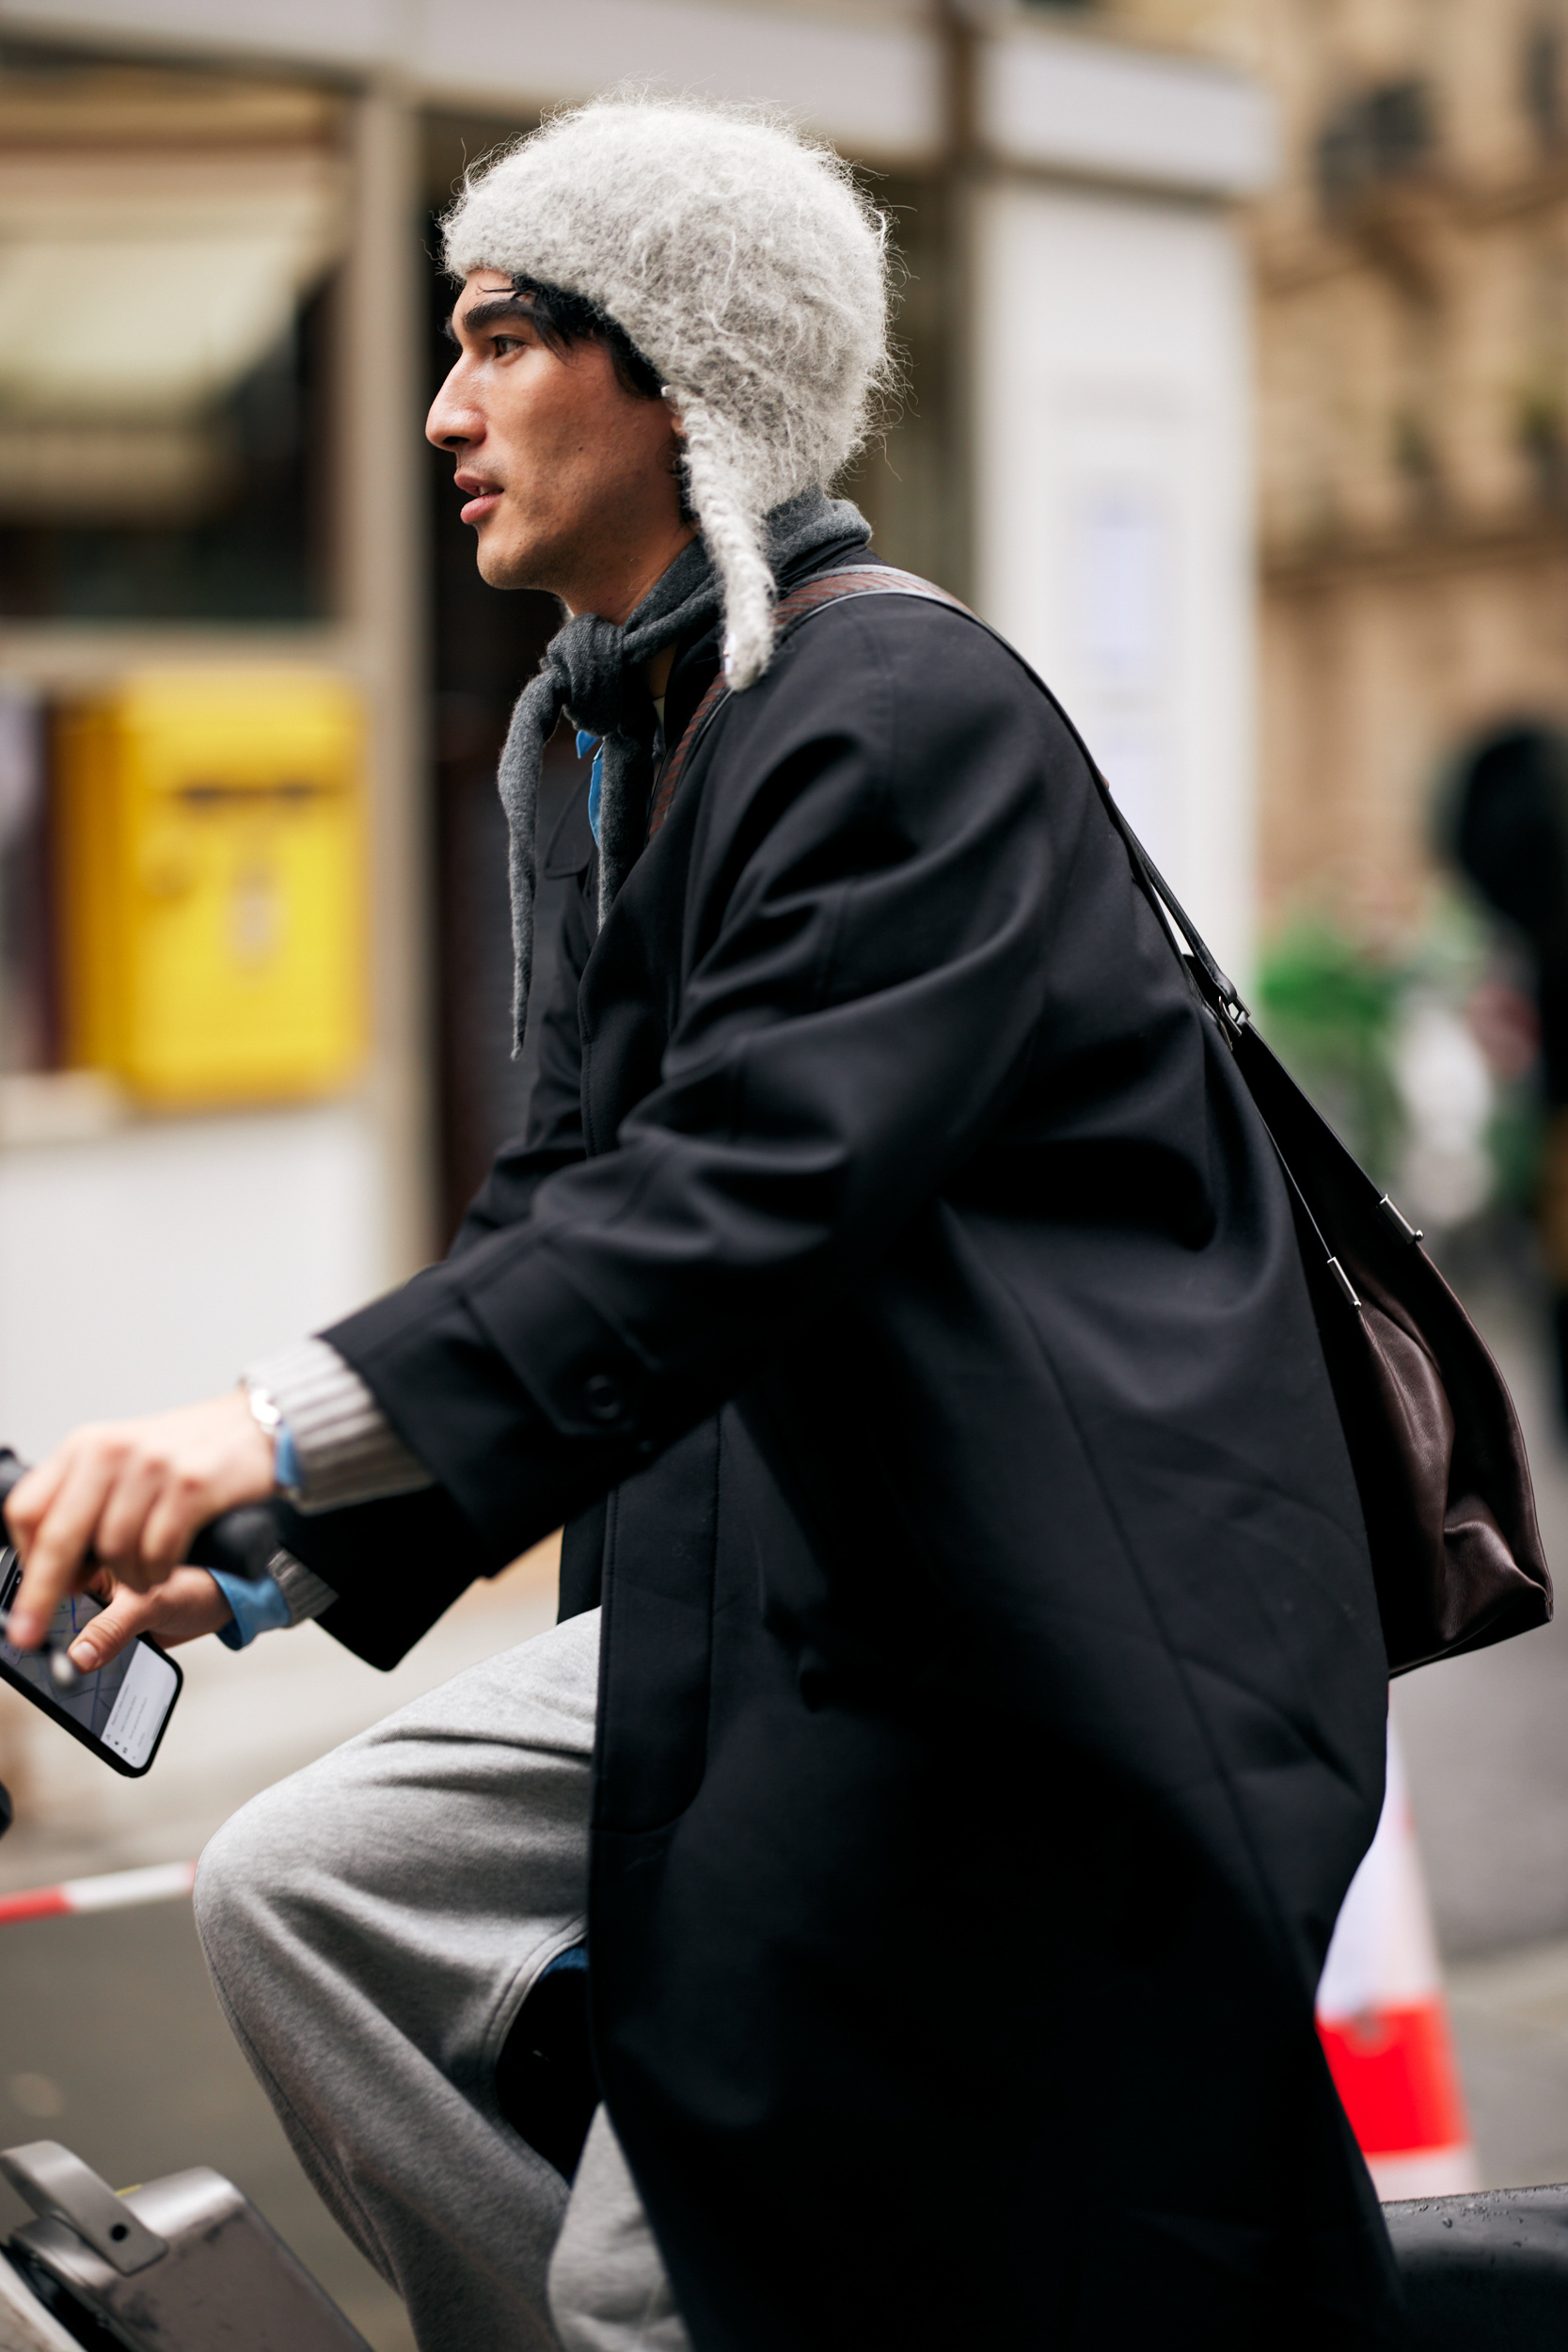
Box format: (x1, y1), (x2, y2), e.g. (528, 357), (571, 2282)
(0, 52), (346, 622)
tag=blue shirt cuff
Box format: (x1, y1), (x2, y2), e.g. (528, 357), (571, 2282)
(210, 1568), (293, 1650)
(274, 1421), (302, 1498)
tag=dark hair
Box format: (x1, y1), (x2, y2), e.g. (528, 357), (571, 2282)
(511, 275), (663, 401)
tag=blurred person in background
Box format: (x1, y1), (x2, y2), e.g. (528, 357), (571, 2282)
(3, 95), (1402, 2352)
(1454, 723), (1568, 1420)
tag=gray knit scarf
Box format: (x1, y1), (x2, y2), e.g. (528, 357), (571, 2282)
(496, 485), (870, 1050)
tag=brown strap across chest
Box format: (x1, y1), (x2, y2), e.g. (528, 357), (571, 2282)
(645, 564), (972, 838)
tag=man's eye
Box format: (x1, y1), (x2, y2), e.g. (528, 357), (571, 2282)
(490, 335), (525, 357)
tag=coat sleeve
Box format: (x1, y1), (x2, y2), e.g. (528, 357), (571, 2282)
(270, 794), (599, 1661)
(323, 604), (1084, 1566)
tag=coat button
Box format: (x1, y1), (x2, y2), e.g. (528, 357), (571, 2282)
(582, 1373), (625, 1423)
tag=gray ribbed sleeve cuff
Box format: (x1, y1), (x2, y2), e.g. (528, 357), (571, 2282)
(245, 1335), (433, 1515)
(268, 1549), (339, 1625)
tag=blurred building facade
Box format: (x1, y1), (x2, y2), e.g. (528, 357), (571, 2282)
(1192, 0), (1568, 944)
(0, 0), (1268, 1450)
(1079, 0), (1568, 1253)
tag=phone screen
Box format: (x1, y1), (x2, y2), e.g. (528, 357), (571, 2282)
(0, 1550), (180, 1774)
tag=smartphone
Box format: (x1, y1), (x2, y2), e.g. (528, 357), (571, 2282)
(0, 1548), (182, 1777)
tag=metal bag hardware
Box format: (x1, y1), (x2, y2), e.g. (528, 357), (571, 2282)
(2, 2142), (371, 2351)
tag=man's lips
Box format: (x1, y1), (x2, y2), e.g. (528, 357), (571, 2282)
(460, 488), (502, 526)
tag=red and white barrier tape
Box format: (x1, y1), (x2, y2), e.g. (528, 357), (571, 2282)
(0, 1861), (196, 1927)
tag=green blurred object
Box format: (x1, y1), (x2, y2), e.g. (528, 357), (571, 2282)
(1258, 898), (1545, 1221)
(1488, 1085), (1545, 1217)
(1257, 918), (1404, 1183)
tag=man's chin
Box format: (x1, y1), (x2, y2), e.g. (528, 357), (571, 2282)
(474, 539), (527, 591)
(473, 523), (554, 595)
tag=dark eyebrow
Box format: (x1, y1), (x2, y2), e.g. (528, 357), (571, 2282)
(445, 294), (540, 347)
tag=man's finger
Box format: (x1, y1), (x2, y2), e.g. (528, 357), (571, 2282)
(2, 1453), (69, 1550)
(69, 1567), (233, 1665)
(67, 1591), (144, 1673)
(8, 1452), (119, 1649)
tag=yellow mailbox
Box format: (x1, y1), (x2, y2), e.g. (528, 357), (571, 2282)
(55, 672), (367, 1105)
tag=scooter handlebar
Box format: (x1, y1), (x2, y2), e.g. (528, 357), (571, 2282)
(185, 1506), (285, 1582)
(0, 1448), (282, 1585)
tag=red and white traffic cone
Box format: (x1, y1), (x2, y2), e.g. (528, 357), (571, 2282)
(1315, 1722), (1479, 2199)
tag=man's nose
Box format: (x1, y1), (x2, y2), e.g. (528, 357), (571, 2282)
(425, 366), (481, 451)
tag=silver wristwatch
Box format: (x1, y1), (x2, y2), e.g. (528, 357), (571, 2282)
(242, 1381), (302, 1502)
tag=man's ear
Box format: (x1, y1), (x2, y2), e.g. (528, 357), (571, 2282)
(658, 390), (694, 524)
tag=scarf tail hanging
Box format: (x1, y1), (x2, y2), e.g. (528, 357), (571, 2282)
(495, 691), (550, 1049)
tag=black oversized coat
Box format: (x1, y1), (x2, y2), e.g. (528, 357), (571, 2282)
(284, 540), (1404, 2348)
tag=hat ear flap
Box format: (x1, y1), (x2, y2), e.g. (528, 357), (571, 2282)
(674, 397), (777, 691)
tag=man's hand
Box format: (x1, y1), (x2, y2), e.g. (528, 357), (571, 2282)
(68, 1565), (236, 1673)
(3, 1393), (275, 1651)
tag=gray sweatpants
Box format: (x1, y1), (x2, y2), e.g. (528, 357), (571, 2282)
(194, 1609), (691, 2352)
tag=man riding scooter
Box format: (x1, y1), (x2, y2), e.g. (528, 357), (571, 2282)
(3, 95), (1403, 2351)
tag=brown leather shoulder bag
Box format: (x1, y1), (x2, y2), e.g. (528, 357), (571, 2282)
(1126, 850), (1552, 1675)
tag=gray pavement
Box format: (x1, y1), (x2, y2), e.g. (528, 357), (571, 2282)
(1448, 1937), (1568, 2189)
(1393, 1247), (1568, 1962)
(1388, 1237), (1568, 2188)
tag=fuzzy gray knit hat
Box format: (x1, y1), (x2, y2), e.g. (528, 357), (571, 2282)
(441, 93), (894, 690)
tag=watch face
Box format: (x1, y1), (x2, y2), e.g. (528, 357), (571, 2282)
(245, 1385), (284, 1435)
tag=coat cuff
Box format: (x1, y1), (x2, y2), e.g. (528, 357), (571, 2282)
(271, 1548), (341, 1624)
(245, 1336), (435, 1514)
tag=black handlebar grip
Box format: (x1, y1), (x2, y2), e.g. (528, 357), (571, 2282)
(0, 1450), (24, 1518)
(0, 1447), (281, 1581)
(185, 1504), (285, 1582)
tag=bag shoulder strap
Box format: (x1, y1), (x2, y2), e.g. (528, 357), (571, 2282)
(648, 566), (957, 834)
(648, 565), (1387, 1282)
(647, 565), (1248, 1025)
